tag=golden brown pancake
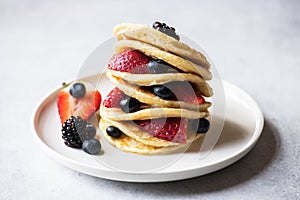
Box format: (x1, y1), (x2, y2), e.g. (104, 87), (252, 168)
(113, 23), (210, 68)
(114, 40), (212, 80)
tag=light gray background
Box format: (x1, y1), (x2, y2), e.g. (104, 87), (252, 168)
(1, 0), (299, 199)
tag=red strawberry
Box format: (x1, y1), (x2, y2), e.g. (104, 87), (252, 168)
(103, 87), (127, 108)
(135, 118), (187, 144)
(165, 81), (205, 104)
(107, 50), (151, 74)
(57, 82), (101, 124)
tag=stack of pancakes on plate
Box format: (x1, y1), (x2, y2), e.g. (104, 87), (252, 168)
(99, 22), (213, 154)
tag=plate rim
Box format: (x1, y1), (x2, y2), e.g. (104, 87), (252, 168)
(31, 80), (264, 182)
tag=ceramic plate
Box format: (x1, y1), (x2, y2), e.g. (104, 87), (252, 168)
(31, 76), (264, 182)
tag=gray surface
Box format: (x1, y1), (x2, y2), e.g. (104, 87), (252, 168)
(1, 0), (299, 199)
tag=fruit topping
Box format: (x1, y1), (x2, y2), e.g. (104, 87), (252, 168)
(103, 87), (127, 108)
(108, 50), (151, 74)
(151, 82), (205, 104)
(69, 82), (86, 99)
(106, 126), (122, 138)
(191, 118), (210, 133)
(153, 85), (174, 99)
(85, 123), (97, 139)
(57, 82), (101, 124)
(120, 96), (141, 113)
(61, 116), (101, 154)
(152, 21), (180, 40)
(82, 138), (101, 155)
(61, 116), (84, 148)
(166, 82), (205, 104)
(135, 118), (187, 143)
(147, 59), (170, 74)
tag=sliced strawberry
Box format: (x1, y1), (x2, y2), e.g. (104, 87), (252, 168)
(107, 50), (151, 74)
(103, 87), (127, 108)
(164, 81), (205, 104)
(135, 118), (187, 143)
(57, 83), (101, 124)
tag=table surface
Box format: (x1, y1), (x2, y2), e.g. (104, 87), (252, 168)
(1, 0), (299, 199)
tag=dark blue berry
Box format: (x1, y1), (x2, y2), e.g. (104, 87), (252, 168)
(147, 59), (169, 74)
(86, 123), (96, 139)
(153, 85), (174, 99)
(69, 82), (86, 99)
(82, 139), (101, 154)
(106, 126), (122, 138)
(120, 97), (140, 113)
(193, 118), (210, 133)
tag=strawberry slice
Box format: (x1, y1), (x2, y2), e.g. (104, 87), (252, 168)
(103, 87), (127, 108)
(108, 50), (151, 74)
(135, 118), (187, 144)
(57, 82), (101, 124)
(164, 81), (205, 104)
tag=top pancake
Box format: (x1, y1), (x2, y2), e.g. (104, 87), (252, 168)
(113, 23), (210, 68)
(114, 40), (212, 80)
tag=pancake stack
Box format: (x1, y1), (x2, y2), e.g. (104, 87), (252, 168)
(99, 22), (213, 154)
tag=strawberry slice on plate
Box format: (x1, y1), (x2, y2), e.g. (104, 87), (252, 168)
(135, 118), (188, 144)
(57, 81), (101, 124)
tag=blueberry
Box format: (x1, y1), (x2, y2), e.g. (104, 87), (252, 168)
(86, 123), (96, 139)
(153, 85), (174, 99)
(69, 82), (86, 99)
(120, 97), (140, 113)
(192, 118), (210, 133)
(82, 138), (101, 154)
(106, 126), (122, 138)
(147, 59), (169, 74)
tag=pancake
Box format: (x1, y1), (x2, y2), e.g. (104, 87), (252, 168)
(106, 73), (212, 111)
(113, 23), (210, 68)
(100, 103), (209, 121)
(107, 69), (213, 97)
(114, 39), (212, 80)
(99, 118), (203, 154)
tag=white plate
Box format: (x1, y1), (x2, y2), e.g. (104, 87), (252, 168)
(31, 79), (264, 182)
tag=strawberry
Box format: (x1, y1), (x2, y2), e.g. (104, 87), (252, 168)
(135, 118), (187, 144)
(164, 81), (205, 104)
(103, 87), (127, 108)
(107, 50), (151, 74)
(57, 82), (101, 124)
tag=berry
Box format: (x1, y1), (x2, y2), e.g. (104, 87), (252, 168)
(103, 87), (127, 108)
(107, 50), (151, 74)
(82, 139), (101, 154)
(61, 116), (98, 148)
(192, 118), (210, 133)
(147, 59), (170, 74)
(153, 85), (174, 99)
(152, 21), (163, 29)
(86, 123), (97, 139)
(119, 97), (141, 113)
(57, 82), (101, 124)
(152, 21), (180, 40)
(135, 118), (187, 143)
(106, 126), (122, 138)
(163, 81), (205, 104)
(61, 116), (84, 148)
(69, 82), (86, 99)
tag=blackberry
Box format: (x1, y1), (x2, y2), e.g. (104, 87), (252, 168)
(61, 116), (97, 148)
(152, 21), (180, 40)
